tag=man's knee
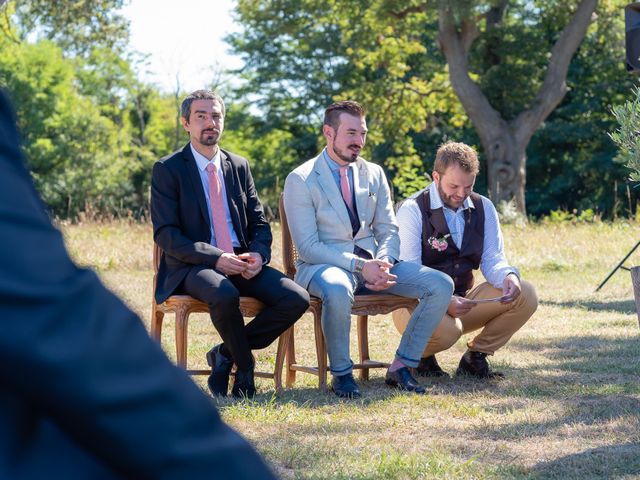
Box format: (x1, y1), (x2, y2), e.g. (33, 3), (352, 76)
(433, 315), (463, 348)
(428, 270), (455, 298)
(282, 282), (311, 317)
(517, 280), (538, 317)
(317, 280), (354, 307)
(208, 280), (240, 309)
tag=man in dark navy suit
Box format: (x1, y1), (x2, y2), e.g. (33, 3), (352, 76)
(0, 89), (278, 478)
(151, 90), (309, 398)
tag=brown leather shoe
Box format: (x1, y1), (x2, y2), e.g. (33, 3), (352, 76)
(415, 355), (449, 378)
(456, 350), (504, 379)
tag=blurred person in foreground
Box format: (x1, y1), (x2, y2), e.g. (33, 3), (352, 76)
(0, 88), (277, 479)
(394, 141), (538, 379)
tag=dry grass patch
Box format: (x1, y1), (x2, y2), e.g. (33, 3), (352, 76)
(60, 220), (640, 479)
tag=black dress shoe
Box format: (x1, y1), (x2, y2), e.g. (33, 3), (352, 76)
(232, 363), (256, 399)
(206, 344), (233, 396)
(385, 367), (426, 394)
(331, 373), (361, 399)
(456, 350), (505, 379)
(415, 355), (450, 378)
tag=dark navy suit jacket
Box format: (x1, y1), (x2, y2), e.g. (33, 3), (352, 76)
(151, 144), (272, 303)
(0, 90), (277, 479)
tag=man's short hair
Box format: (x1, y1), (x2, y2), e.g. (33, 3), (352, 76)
(434, 141), (480, 175)
(323, 101), (366, 130)
(181, 90), (226, 121)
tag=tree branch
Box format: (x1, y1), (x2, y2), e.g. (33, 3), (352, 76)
(513, 0), (598, 145)
(437, 5), (503, 140)
(390, 5), (427, 19)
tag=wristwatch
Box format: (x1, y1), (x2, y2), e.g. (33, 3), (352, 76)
(354, 258), (366, 274)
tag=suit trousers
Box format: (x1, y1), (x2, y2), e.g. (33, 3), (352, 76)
(182, 264), (310, 369)
(393, 280), (538, 357)
(308, 260), (454, 376)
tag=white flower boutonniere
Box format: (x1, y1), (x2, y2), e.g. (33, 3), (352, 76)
(427, 233), (450, 252)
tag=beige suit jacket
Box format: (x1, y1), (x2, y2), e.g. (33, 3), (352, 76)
(283, 151), (399, 288)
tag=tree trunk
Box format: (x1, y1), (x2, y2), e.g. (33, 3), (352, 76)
(437, 0), (598, 216)
(479, 127), (527, 213)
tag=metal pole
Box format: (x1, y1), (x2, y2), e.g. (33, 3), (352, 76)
(595, 239), (640, 291)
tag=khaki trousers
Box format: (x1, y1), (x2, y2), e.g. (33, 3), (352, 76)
(392, 280), (538, 356)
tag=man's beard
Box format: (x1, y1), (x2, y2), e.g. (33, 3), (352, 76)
(334, 144), (360, 163)
(199, 129), (220, 146)
(437, 182), (466, 210)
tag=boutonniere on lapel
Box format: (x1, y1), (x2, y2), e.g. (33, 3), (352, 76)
(427, 233), (450, 252)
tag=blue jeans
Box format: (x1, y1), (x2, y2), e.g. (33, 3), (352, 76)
(308, 261), (454, 376)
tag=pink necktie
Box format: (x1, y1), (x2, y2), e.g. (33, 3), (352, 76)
(339, 165), (354, 213)
(205, 163), (234, 253)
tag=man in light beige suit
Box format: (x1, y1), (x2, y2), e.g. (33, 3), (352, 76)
(283, 101), (454, 398)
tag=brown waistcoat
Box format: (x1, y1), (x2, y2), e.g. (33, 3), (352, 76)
(415, 188), (485, 296)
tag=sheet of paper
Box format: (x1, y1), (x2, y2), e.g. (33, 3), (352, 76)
(467, 296), (507, 304)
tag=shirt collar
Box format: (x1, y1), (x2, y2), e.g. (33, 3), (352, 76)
(191, 143), (221, 172)
(322, 148), (351, 173)
(428, 182), (474, 212)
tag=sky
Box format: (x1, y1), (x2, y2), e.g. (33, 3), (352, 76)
(120, 0), (243, 93)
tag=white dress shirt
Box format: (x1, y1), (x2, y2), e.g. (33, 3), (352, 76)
(190, 144), (240, 248)
(397, 183), (518, 289)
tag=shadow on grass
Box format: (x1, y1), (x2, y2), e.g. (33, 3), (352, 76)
(528, 441), (640, 479)
(540, 298), (636, 315)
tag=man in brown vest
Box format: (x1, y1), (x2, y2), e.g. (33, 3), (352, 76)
(393, 141), (538, 378)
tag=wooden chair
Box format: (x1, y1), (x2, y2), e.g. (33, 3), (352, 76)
(279, 194), (417, 391)
(150, 243), (290, 393)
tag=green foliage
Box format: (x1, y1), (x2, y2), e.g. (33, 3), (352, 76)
(610, 86), (640, 182)
(3, 0), (130, 56)
(0, 6), (180, 219)
(0, 0), (633, 220)
(222, 103), (301, 213)
(541, 208), (600, 224)
(228, 0), (468, 199)
(229, 0), (631, 216)
(526, 1), (635, 218)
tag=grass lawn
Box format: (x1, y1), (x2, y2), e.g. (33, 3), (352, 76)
(61, 220), (640, 479)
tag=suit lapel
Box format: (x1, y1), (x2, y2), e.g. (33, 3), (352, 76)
(313, 155), (353, 233)
(220, 151), (245, 246)
(183, 144), (211, 228)
(353, 159), (367, 231)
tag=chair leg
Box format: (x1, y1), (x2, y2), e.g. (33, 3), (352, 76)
(150, 302), (164, 341)
(174, 304), (189, 369)
(286, 324), (297, 388)
(314, 310), (328, 391)
(357, 315), (370, 381)
(273, 327), (291, 394)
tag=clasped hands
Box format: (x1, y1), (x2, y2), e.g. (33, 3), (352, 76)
(215, 252), (263, 279)
(361, 259), (396, 291)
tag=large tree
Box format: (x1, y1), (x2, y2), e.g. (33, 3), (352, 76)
(230, 0), (613, 215)
(436, 0), (597, 213)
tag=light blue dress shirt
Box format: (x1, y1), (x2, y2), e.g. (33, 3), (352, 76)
(322, 148), (355, 200)
(190, 144), (240, 248)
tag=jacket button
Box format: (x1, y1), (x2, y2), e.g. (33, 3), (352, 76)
(454, 264), (459, 269)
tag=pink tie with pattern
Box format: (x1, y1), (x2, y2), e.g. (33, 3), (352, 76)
(339, 165), (354, 213)
(205, 163), (234, 253)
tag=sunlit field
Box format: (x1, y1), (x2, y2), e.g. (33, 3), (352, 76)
(61, 220), (640, 479)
